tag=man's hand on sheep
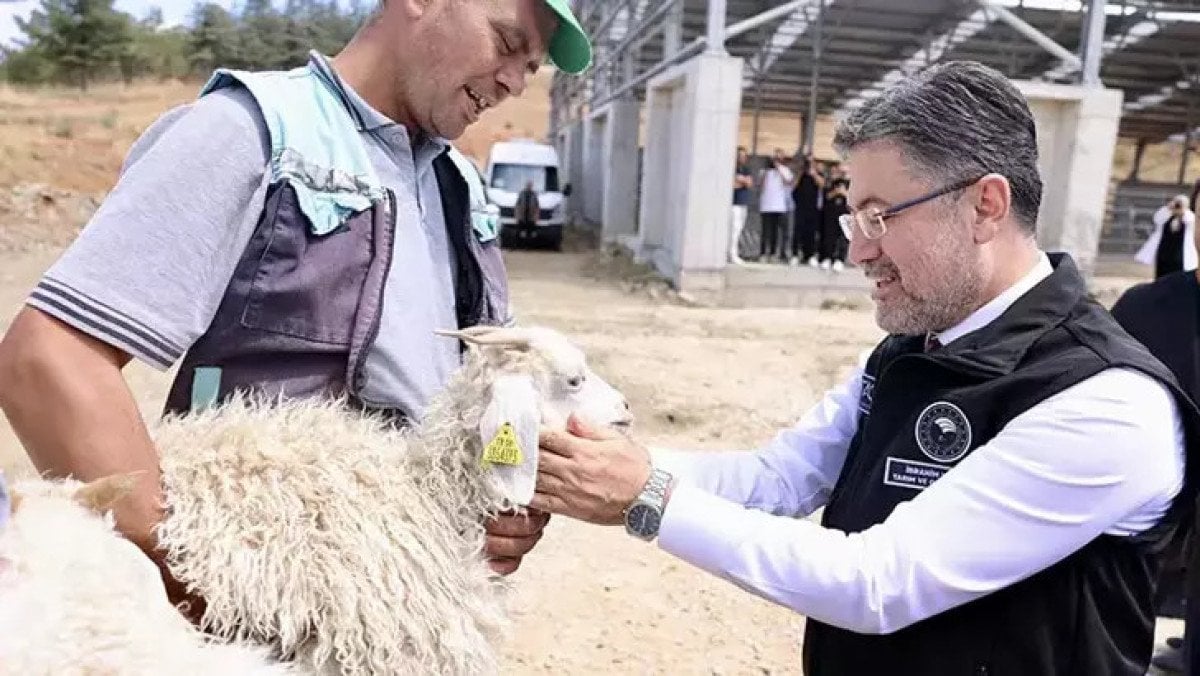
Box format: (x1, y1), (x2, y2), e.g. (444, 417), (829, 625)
(532, 415), (652, 525)
(484, 509), (551, 575)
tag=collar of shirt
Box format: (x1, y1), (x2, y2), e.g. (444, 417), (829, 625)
(933, 251), (1053, 347)
(307, 51), (449, 165)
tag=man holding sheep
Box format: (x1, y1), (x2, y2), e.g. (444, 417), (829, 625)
(0, 0), (590, 612)
(535, 61), (1200, 675)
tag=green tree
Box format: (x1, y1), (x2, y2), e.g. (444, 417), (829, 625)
(14, 0), (135, 89)
(0, 45), (55, 85)
(237, 0), (289, 70)
(0, 0), (370, 85)
(188, 2), (241, 74)
(124, 16), (191, 83)
(279, 0), (320, 68)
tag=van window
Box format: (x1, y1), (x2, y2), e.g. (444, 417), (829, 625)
(490, 163), (560, 193)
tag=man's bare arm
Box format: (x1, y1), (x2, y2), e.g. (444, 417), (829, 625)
(0, 307), (164, 551)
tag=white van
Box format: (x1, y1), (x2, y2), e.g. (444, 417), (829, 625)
(484, 139), (571, 250)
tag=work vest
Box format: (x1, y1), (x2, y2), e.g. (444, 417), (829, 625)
(802, 253), (1200, 676)
(162, 54), (509, 420)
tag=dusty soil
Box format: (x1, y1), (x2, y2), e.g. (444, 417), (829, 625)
(0, 241), (1184, 674)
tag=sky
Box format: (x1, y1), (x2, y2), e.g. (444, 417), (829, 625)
(0, 0), (239, 47)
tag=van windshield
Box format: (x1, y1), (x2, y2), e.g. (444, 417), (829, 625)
(490, 163), (559, 193)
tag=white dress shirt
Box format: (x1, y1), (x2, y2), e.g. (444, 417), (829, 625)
(651, 252), (1185, 635)
(758, 165), (794, 214)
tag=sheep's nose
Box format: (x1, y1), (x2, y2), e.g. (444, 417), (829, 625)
(612, 401), (634, 430)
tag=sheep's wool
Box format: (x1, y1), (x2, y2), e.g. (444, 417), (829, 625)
(154, 350), (527, 676)
(0, 478), (291, 676)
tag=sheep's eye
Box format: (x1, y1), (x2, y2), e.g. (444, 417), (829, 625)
(566, 375), (585, 389)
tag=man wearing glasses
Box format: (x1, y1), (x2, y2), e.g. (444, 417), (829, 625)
(532, 61), (1200, 675)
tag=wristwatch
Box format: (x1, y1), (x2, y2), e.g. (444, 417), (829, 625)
(623, 467), (673, 541)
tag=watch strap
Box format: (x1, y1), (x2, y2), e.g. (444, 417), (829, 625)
(639, 467), (671, 510)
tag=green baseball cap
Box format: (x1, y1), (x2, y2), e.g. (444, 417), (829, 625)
(543, 0), (592, 75)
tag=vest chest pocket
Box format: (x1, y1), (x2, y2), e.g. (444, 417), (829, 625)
(240, 183), (374, 345)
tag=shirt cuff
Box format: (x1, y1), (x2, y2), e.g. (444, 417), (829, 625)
(657, 481), (747, 576)
(26, 277), (184, 371)
(648, 446), (691, 480)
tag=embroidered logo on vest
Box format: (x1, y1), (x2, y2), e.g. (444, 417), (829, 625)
(858, 373), (876, 416)
(914, 401), (972, 463)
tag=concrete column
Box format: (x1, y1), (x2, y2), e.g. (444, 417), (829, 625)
(663, 0), (683, 58)
(705, 0), (728, 56)
(590, 99), (641, 243)
(636, 77), (678, 262)
(1079, 0), (1106, 87)
(582, 114), (607, 227)
(564, 120), (585, 225)
(1015, 80), (1124, 278)
(635, 53), (744, 290)
(803, 0), (825, 154)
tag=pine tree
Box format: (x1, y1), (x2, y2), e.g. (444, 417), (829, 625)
(14, 0), (134, 89)
(237, 0), (289, 70)
(188, 3), (241, 74)
(1, 0), (370, 85)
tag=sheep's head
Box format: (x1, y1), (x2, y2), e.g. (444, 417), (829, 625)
(439, 325), (632, 431)
(435, 325), (632, 506)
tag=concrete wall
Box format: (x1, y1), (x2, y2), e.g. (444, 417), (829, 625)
(555, 120), (585, 225)
(582, 115), (607, 226)
(635, 73), (680, 267)
(586, 100), (641, 243)
(1015, 81), (1124, 277)
(633, 53), (744, 291)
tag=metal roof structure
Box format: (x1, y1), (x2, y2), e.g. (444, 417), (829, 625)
(551, 0), (1200, 145)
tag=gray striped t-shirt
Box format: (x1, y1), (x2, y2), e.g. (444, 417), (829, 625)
(27, 60), (463, 420)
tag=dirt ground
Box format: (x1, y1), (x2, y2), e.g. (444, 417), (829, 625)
(0, 240), (1185, 674)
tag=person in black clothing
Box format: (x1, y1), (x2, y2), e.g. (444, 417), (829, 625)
(1112, 220), (1200, 673)
(820, 175), (850, 272)
(515, 180), (540, 230)
(730, 146), (753, 264)
(1136, 195), (1196, 279)
(790, 153), (824, 266)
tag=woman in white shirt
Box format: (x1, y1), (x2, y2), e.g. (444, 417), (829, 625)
(757, 149), (795, 262)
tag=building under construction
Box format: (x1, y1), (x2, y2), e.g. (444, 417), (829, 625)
(549, 1), (1200, 301)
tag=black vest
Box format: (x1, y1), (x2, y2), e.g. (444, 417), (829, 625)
(803, 253), (1200, 676)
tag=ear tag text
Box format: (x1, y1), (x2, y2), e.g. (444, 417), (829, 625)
(483, 421), (524, 466)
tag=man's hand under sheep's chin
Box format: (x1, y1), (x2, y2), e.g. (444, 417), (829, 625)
(484, 509), (551, 575)
(531, 415), (652, 525)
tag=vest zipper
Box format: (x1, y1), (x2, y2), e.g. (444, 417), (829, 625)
(351, 188), (395, 394)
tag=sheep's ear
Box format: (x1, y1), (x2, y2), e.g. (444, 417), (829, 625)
(436, 327), (534, 351)
(478, 374), (541, 506)
(72, 473), (141, 514)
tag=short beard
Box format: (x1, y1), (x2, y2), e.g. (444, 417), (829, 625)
(872, 226), (985, 336)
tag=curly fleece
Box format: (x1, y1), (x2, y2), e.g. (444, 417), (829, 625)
(0, 477), (292, 676)
(153, 346), (553, 676)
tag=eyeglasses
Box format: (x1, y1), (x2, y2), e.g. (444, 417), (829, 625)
(838, 175), (987, 241)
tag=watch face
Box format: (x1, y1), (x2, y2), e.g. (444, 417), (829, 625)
(625, 503), (661, 537)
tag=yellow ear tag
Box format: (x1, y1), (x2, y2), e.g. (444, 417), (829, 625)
(482, 421), (524, 466)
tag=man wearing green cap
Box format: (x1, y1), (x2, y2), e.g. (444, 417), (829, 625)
(0, 0), (591, 618)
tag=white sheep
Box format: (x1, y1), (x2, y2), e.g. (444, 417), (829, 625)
(0, 473), (292, 676)
(152, 325), (632, 676)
